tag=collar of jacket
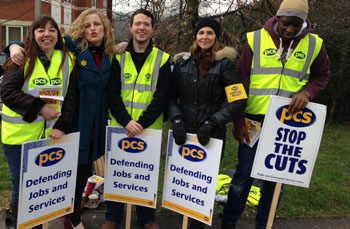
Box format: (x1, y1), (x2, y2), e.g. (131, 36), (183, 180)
(126, 38), (154, 55)
(264, 16), (311, 42)
(173, 46), (238, 65)
(88, 41), (105, 53)
(77, 48), (110, 73)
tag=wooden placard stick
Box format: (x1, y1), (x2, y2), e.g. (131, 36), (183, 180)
(125, 203), (132, 229)
(42, 222), (49, 229)
(182, 215), (188, 229)
(266, 182), (282, 229)
(94, 156), (105, 177)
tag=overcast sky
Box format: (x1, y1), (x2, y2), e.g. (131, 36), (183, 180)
(112, 0), (235, 16)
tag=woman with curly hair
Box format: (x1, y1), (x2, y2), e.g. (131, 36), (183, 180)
(62, 9), (115, 229)
(6, 8), (115, 229)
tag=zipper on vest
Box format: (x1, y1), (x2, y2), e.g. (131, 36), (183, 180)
(38, 121), (46, 140)
(277, 65), (285, 95)
(130, 73), (140, 117)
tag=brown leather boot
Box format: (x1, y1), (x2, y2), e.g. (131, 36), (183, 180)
(144, 222), (160, 229)
(102, 221), (117, 229)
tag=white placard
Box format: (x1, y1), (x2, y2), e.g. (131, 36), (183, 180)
(17, 132), (80, 229)
(251, 95), (327, 188)
(162, 131), (223, 225)
(104, 127), (162, 208)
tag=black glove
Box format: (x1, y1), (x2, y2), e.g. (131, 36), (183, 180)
(172, 118), (186, 145)
(197, 119), (217, 146)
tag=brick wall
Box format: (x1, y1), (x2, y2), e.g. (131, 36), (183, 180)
(0, 0), (112, 51)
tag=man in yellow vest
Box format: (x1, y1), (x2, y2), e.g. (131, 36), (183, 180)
(104, 9), (171, 229)
(222, 0), (330, 228)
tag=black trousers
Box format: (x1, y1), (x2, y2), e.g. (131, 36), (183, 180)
(66, 141), (94, 226)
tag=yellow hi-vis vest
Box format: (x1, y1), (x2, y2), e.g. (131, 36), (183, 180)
(110, 47), (169, 130)
(216, 174), (232, 195)
(245, 28), (323, 115)
(1, 50), (73, 145)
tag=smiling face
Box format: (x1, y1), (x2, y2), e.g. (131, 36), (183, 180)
(34, 21), (58, 56)
(84, 13), (105, 46)
(130, 13), (154, 44)
(276, 16), (304, 41)
(196, 27), (216, 51)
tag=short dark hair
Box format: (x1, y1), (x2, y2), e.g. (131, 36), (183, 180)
(130, 9), (155, 27)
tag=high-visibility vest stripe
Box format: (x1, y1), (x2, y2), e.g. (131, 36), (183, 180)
(249, 88), (295, 97)
(110, 48), (169, 130)
(123, 101), (149, 110)
(1, 50), (73, 144)
(251, 29), (316, 82)
(6, 51), (70, 126)
(1, 114), (45, 124)
(251, 67), (310, 81)
(244, 28), (322, 114)
(120, 49), (164, 93)
(19, 51), (70, 126)
(45, 52), (70, 131)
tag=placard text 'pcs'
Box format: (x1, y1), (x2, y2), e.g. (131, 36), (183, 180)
(179, 144), (207, 162)
(35, 148), (65, 167)
(118, 138), (147, 153)
(276, 105), (316, 127)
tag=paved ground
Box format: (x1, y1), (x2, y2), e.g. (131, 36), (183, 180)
(1, 202), (350, 229)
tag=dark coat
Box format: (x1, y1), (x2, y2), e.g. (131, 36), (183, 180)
(64, 36), (111, 165)
(169, 47), (247, 141)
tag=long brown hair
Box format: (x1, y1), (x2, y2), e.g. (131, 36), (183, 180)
(3, 16), (69, 79)
(190, 38), (224, 76)
(24, 16), (69, 79)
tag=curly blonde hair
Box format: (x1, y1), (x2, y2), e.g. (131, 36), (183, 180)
(65, 9), (115, 56)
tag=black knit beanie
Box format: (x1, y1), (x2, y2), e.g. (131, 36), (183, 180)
(194, 17), (221, 39)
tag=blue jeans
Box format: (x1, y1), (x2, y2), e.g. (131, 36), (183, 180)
(3, 144), (22, 206)
(106, 201), (155, 225)
(223, 143), (279, 227)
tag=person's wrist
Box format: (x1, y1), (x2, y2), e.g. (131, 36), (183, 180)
(207, 118), (218, 128)
(304, 90), (311, 100)
(9, 44), (15, 51)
